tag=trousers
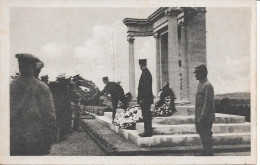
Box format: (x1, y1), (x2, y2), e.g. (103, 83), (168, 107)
(140, 103), (153, 135)
(195, 120), (214, 156)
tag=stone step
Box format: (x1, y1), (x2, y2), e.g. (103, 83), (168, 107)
(104, 112), (246, 124)
(136, 122), (251, 135)
(95, 116), (251, 148)
(136, 132), (251, 148)
(153, 113), (245, 125)
(175, 105), (195, 115)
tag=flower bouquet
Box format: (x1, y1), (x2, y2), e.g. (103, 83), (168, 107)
(154, 96), (174, 117)
(114, 106), (143, 129)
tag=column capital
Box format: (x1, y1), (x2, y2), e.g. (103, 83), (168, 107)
(165, 7), (182, 16)
(153, 32), (160, 39)
(127, 35), (135, 43)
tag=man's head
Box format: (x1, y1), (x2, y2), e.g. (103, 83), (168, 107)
(139, 59), (147, 70)
(40, 74), (49, 83)
(194, 64), (208, 80)
(56, 73), (66, 84)
(103, 77), (109, 84)
(15, 53), (40, 76)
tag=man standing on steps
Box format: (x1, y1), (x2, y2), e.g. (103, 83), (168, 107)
(137, 59), (153, 137)
(194, 64), (215, 156)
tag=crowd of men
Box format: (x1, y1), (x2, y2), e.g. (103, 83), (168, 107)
(10, 53), (215, 156)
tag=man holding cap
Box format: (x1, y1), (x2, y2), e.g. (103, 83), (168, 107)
(10, 53), (57, 155)
(101, 77), (126, 123)
(137, 59), (153, 137)
(194, 64), (215, 156)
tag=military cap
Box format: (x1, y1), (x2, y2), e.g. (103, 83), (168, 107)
(57, 73), (66, 79)
(36, 61), (44, 70)
(15, 53), (40, 64)
(40, 74), (48, 78)
(139, 59), (147, 65)
(194, 64), (208, 74)
(103, 77), (108, 81)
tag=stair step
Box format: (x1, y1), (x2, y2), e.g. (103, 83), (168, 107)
(136, 123), (251, 135)
(95, 116), (251, 148)
(136, 132), (251, 148)
(153, 113), (245, 125)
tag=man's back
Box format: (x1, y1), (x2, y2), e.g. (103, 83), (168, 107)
(103, 82), (124, 98)
(10, 76), (56, 148)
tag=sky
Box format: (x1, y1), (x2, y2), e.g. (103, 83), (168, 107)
(9, 7), (251, 95)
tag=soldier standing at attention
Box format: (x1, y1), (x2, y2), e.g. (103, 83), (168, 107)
(194, 64), (215, 156)
(137, 59), (153, 137)
(10, 53), (57, 155)
(101, 77), (126, 123)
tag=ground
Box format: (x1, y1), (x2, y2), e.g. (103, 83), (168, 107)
(49, 131), (105, 156)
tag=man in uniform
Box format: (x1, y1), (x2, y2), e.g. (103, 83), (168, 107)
(101, 77), (126, 123)
(10, 53), (57, 155)
(50, 74), (79, 142)
(194, 64), (215, 156)
(137, 59), (153, 137)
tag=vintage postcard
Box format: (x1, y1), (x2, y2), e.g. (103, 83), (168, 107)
(0, 0), (257, 164)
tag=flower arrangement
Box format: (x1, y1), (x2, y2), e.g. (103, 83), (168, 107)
(154, 96), (175, 117)
(114, 106), (143, 129)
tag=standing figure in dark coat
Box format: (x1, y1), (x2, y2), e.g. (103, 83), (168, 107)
(10, 54), (57, 155)
(194, 64), (215, 156)
(137, 59), (153, 137)
(49, 74), (79, 142)
(101, 77), (126, 123)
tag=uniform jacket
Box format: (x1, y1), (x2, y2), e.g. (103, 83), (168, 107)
(101, 82), (124, 99)
(137, 68), (153, 105)
(10, 76), (57, 146)
(195, 78), (215, 122)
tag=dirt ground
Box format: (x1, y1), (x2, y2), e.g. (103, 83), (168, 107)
(49, 131), (106, 156)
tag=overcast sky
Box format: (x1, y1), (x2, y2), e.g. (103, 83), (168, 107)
(10, 7), (251, 95)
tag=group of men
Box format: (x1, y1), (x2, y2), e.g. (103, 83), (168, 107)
(10, 53), (81, 156)
(102, 58), (215, 156)
(10, 52), (215, 156)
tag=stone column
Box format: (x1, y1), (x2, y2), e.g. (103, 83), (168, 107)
(180, 23), (190, 103)
(166, 9), (180, 102)
(154, 32), (161, 94)
(127, 35), (136, 99)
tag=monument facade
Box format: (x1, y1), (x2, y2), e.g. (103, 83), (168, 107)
(123, 7), (207, 104)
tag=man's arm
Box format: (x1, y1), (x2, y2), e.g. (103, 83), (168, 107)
(201, 84), (214, 119)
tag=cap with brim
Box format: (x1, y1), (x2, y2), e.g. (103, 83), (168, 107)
(194, 64), (207, 73)
(15, 53), (40, 64)
(139, 59), (147, 65)
(57, 73), (66, 79)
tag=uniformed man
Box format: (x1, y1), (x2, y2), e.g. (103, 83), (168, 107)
(137, 59), (153, 137)
(101, 77), (126, 123)
(40, 74), (49, 84)
(10, 53), (57, 155)
(50, 73), (79, 142)
(194, 64), (215, 156)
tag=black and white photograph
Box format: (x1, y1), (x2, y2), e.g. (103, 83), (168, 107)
(0, 0), (257, 164)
